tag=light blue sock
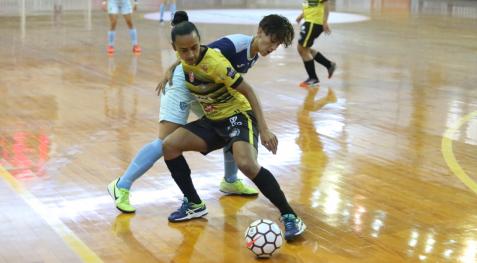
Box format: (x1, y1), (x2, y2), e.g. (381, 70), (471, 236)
(223, 149), (238, 183)
(117, 139), (163, 189)
(108, 31), (116, 46)
(170, 3), (176, 19)
(128, 28), (138, 46)
(159, 4), (165, 20)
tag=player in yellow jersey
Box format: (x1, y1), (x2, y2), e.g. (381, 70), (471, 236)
(162, 21), (306, 241)
(296, 0), (336, 88)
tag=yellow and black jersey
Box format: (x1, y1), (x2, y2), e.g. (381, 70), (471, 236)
(303, 0), (327, 25)
(181, 46), (252, 120)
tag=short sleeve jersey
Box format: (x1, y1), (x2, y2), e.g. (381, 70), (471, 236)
(303, 0), (326, 25)
(181, 46), (252, 120)
(207, 34), (258, 74)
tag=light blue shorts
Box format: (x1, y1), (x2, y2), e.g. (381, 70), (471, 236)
(159, 64), (204, 125)
(108, 0), (133, 15)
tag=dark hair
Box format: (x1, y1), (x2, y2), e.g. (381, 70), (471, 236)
(259, 14), (294, 47)
(171, 21), (201, 42)
(171, 10), (188, 26)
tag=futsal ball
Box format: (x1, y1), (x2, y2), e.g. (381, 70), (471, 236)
(244, 219), (283, 258)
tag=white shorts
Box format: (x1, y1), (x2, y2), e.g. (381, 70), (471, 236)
(108, 0), (133, 15)
(159, 64), (204, 125)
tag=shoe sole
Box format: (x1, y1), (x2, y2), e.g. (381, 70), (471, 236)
(299, 83), (320, 89)
(219, 189), (259, 196)
(168, 210), (208, 223)
(107, 182), (136, 214)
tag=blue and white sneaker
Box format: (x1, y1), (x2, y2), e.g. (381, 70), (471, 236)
(168, 197), (208, 222)
(281, 214), (306, 241)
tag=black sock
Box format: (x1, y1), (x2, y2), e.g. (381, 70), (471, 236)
(314, 52), (332, 69)
(303, 59), (318, 80)
(165, 155), (201, 204)
(252, 167), (295, 216)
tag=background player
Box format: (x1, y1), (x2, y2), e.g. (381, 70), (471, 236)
(296, 0), (336, 88)
(159, 0), (177, 24)
(102, 0), (141, 54)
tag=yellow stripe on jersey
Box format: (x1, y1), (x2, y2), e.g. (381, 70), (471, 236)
(303, 0), (325, 25)
(182, 47), (252, 120)
(303, 22), (315, 47)
(243, 112), (254, 146)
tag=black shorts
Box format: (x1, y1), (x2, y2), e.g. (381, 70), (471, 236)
(298, 22), (323, 48)
(183, 111), (259, 155)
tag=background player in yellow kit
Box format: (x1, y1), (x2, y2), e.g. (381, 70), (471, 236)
(296, 0), (336, 88)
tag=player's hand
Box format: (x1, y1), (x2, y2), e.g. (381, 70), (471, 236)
(323, 23), (331, 35)
(133, 3), (138, 11)
(155, 78), (169, 95)
(101, 1), (107, 12)
(156, 65), (176, 95)
(260, 129), (278, 154)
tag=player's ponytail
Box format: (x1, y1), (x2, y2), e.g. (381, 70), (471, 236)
(171, 20), (200, 42)
(171, 11), (189, 26)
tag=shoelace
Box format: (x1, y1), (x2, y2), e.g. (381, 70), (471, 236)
(118, 190), (131, 203)
(178, 198), (190, 212)
(281, 216), (296, 231)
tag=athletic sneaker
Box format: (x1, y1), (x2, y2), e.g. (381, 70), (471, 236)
(132, 44), (141, 54)
(299, 78), (319, 88)
(107, 178), (136, 213)
(107, 45), (115, 55)
(328, 62), (337, 79)
(281, 214), (306, 241)
(219, 179), (258, 196)
(168, 197), (208, 222)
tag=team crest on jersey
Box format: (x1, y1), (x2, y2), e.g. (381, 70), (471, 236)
(179, 101), (188, 111)
(189, 72), (195, 82)
(200, 64), (209, 72)
(226, 67), (237, 78)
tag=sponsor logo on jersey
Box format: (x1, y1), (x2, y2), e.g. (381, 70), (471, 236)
(204, 104), (216, 113)
(226, 67), (237, 78)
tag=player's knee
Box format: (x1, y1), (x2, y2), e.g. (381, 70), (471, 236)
(235, 157), (259, 177)
(162, 138), (179, 158)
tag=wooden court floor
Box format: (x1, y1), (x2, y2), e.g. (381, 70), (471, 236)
(1, 2), (477, 263)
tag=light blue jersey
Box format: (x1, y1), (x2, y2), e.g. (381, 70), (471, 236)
(159, 64), (202, 124)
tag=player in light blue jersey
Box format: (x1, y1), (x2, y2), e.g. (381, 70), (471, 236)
(102, 0), (141, 54)
(108, 12), (294, 213)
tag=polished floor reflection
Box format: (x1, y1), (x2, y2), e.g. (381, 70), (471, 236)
(1, 0), (477, 262)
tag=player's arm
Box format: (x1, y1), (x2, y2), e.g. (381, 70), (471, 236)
(101, 0), (107, 11)
(156, 59), (181, 95)
(235, 81), (278, 154)
(133, 0), (138, 11)
(296, 11), (304, 24)
(322, 0), (331, 34)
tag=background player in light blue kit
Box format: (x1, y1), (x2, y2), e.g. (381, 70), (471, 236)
(102, 0), (141, 54)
